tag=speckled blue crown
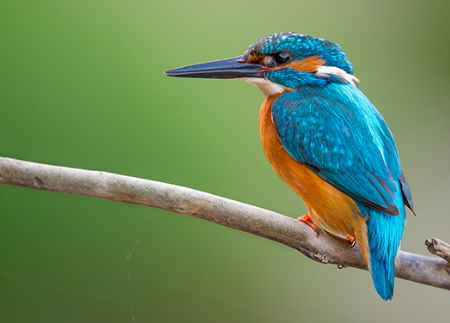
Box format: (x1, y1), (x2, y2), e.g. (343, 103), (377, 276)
(243, 32), (354, 74)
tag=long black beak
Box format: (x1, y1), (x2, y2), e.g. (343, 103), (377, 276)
(164, 56), (264, 79)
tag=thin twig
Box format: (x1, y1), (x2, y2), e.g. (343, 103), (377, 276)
(426, 238), (450, 265)
(1, 157), (449, 290)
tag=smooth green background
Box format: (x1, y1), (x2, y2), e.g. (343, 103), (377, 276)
(1, 1), (450, 322)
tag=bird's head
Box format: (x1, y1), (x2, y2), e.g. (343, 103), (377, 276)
(165, 32), (358, 97)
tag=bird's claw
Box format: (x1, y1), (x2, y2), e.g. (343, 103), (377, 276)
(345, 235), (356, 247)
(297, 213), (319, 237)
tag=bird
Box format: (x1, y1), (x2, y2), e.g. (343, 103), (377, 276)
(164, 32), (415, 301)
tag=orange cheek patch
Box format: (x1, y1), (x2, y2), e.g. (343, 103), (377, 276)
(275, 55), (325, 72)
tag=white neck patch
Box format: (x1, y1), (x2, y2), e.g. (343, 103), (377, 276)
(240, 77), (286, 97)
(240, 67), (358, 96)
(315, 66), (359, 87)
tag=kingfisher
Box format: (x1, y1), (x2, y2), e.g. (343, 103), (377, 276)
(165, 32), (415, 301)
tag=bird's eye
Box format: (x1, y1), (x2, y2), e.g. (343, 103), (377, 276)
(274, 52), (291, 64)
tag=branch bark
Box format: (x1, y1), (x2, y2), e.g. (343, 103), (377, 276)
(1, 157), (449, 290)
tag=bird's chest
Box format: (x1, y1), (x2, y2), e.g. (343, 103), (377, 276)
(258, 94), (315, 197)
(258, 95), (360, 235)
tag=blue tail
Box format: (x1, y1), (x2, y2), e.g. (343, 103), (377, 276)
(357, 182), (406, 301)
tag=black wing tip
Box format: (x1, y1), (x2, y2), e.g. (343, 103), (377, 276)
(407, 205), (417, 216)
(359, 200), (400, 216)
(382, 204), (400, 216)
(400, 170), (416, 216)
(386, 204), (400, 216)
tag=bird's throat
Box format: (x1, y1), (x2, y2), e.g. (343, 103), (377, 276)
(240, 78), (286, 97)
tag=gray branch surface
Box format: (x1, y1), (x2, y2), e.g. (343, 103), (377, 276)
(1, 157), (449, 290)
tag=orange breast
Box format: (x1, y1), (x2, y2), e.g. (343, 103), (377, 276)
(259, 94), (370, 265)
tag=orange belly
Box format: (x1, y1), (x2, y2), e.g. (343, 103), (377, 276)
(259, 94), (370, 265)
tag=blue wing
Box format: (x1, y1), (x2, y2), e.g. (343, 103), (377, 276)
(272, 83), (410, 215)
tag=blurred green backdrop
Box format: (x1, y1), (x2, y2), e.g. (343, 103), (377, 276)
(1, 0), (450, 322)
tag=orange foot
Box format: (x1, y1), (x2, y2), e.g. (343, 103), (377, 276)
(297, 213), (318, 236)
(345, 235), (356, 247)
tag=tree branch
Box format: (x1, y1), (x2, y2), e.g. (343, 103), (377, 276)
(1, 157), (449, 290)
(426, 238), (450, 265)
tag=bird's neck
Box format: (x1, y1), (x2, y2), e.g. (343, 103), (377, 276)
(243, 66), (359, 98)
